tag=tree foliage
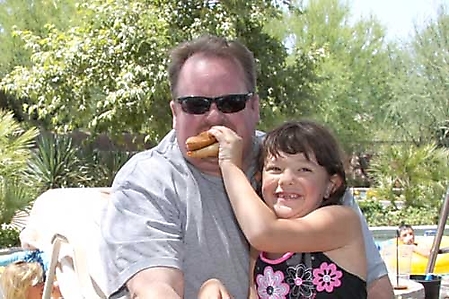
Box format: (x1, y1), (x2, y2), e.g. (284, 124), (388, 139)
(0, 0), (79, 76)
(0, 0), (79, 123)
(1, 0), (295, 143)
(384, 5), (449, 147)
(266, 0), (395, 153)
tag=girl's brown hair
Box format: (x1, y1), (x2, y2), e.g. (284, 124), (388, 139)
(261, 119), (347, 206)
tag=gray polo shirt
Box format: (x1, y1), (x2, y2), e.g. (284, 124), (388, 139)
(101, 130), (253, 298)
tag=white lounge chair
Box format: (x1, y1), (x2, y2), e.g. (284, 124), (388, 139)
(19, 187), (110, 299)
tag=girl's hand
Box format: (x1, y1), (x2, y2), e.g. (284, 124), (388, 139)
(198, 278), (234, 299)
(208, 126), (243, 169)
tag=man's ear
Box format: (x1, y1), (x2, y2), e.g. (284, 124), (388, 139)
(170, 100), (178, 129)
(251, 93), (260, 124)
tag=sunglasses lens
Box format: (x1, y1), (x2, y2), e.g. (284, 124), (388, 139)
(217, 95), (248, 113)
(181, 97), (211, 114)
(177, 93), (252, 114)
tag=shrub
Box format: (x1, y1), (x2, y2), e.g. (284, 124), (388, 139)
(78, 145), (133, 187)
(0, 110), (39, 225)
(0, 224), (20, 248)
(368, 143), (449, 210)
(0, 110), (38, 180)
(26, 133), (89, 192)
(0, 177), (35, 224)
(359, 199), (439, 227)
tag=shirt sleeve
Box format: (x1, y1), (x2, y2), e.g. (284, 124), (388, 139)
(342, 190), (388, 284)
(100, 154), (185, 298)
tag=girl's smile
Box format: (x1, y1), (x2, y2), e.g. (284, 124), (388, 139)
(262, 152), (335, 219)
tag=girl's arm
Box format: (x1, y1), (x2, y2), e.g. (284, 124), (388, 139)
(210, 126), (362, 254)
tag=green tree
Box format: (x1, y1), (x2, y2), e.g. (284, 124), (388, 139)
(1, 0), (294, 144)
(0, 0), (79, 123)
(266, 0), (395, 153)
(384, 5), (449, 147)
(0, 0), (79, 76)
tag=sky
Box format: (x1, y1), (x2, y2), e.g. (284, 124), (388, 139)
(349, 0), (449, 41)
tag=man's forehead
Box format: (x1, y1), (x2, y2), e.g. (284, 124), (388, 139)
(177, 54), (246, 96)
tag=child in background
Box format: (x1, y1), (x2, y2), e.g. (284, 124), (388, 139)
(398, 224), (432, 257)
(0, 221), (63, 298)
(0, 261), (62, 299)
(201, 120), (367, 298)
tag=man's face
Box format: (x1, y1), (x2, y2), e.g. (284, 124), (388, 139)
(170, 53), (260, 176)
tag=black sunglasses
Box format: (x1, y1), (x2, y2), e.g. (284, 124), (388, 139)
(176, 92), (253, 114)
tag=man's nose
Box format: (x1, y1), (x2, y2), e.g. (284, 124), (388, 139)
(205, 103), (225, 123)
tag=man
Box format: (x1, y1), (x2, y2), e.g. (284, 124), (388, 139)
(100, 35), (394, 299)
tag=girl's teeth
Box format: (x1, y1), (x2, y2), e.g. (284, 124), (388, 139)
(278, 194), (298, 199)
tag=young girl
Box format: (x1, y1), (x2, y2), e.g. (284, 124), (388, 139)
(0, 260), (62, 299)
(201, 120), (367, 298)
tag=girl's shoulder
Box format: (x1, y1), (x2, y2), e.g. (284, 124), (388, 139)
(314, 204), (358, 216)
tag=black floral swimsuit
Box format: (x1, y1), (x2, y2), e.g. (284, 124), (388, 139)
(254, 252), (366, 299)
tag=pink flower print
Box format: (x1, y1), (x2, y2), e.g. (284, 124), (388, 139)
(256, 266), (290, 299)
(312, 262), (342, 293)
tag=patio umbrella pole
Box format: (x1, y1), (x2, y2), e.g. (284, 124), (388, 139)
(425, 185), (449, 276)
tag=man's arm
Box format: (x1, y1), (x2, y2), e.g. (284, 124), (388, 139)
(127, 267), (184, 299)
(367, 275), (395, 299)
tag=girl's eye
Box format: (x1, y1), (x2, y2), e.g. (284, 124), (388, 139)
(298, 167), (312, 172)
(265, 166), (281, 172)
